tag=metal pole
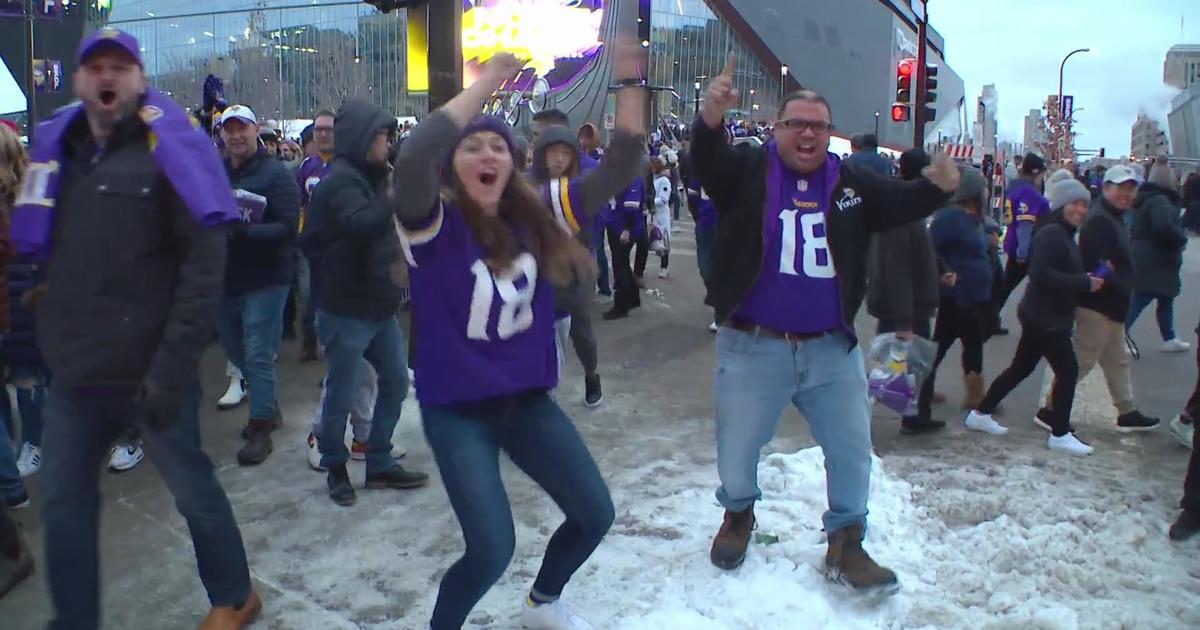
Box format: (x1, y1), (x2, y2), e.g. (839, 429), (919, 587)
(427, 1), (463, 111)
(1057, 48), (1088, 161)
(694, 82), (700, 119)
(874, 111), (879, 137)
(912, 8), (928, 149)
(23, 0), (37, 132)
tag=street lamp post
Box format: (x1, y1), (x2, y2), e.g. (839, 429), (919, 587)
(694, 80), (701, 118)
(780, 64), (789, 103)
(1057, 48), (1090, 161)
(874, 111), (880, 137)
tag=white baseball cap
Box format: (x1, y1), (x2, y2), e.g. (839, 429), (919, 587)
(1103, 164), (1139, 185)
(220, 105), (257, 126)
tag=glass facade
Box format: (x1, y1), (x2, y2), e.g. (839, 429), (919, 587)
(108, 0), (424, 126)
(647, 0), (782, 125)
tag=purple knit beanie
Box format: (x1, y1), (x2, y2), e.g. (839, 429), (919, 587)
(442, 115), (524, 186)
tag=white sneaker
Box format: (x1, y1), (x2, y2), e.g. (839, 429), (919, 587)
(965, 410), (1009, 435)
(1047, 432), (1094, 455)
(108, 443), (145, 472)
(217, 377), (247, 410)
(657, 268), (669, 279)
(1170, 415), (1194, 449)
(1163, 338), (1192, 353)
(521, 597), (595, 630)
(15, 442), (41, 478)
(707, 321), (719, 333)
(307, 432), (326, 472)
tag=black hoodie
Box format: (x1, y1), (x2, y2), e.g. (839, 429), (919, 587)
(1018, 210), (1092, 331)
(308, 100), (402, 321)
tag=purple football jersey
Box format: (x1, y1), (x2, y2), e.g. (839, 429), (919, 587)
(734, 151), (844, 334)
(687, 176), (716, 228)
(399, 201), (557, 406)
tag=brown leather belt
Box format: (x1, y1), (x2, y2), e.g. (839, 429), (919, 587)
(724, 318), (833, 343)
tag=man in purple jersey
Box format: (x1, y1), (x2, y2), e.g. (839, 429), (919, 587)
(603, 175), (648, 319)
(995, 152), (1048, 320)
(295, 109), (336, 362)
(694, 55), (960, 593)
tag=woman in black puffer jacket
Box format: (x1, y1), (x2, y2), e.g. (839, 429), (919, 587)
(966, 178), (1103, 456)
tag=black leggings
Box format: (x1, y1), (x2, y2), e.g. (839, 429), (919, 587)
(996, 257), (1028, 314)
(979, 323), (1079, 436)
(607, 229), (641, 313)
(911, 301), (986, 419)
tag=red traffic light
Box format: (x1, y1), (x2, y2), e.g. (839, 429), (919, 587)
(891, 104), (910, 122)
(897, 59), (915, 77)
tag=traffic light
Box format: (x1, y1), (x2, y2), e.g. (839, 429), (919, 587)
(923, 63), (938, 122)
(363, 0), (428, 12)
(890, 103), (910, 122)
(896, 58), (914, 104)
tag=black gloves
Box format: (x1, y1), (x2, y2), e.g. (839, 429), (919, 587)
(135, 380), (190, 432)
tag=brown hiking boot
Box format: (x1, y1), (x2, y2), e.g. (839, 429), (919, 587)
(709, 506), (755, 570)
(962, 372), (985, 410)
(197, 590), (262, 629)
(825, 525), (899, 595)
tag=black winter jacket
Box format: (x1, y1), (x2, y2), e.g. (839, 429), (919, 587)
(1077, 195), (1135, 322)
(1018, 212), (1092, 331)
(866, 220), (939, 330)
(1131, 183), (1187, 298)
(38, 114), (229, 390)
(310, 100), (402, 321)
(690, 118), (949, 340)
(225, 149), (299, 295)
(0, 256), (43, 369)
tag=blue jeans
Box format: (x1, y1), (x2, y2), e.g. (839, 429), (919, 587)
(40, 385), (251, 629)
(592, 228), (610, 295)
(316, 311), (409, 473)
(423, 392), (613, 630)
(218, 284), (289, 419)
(0, 405), (24, 504)
(714, 328), (873, 534)
(1126, 292), (1178, 341)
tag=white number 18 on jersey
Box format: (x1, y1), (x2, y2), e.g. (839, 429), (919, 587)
(778, 210), (834, 278)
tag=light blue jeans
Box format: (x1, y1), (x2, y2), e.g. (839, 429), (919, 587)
(714, 328), (873, 534)
(218, 284), (290, 420)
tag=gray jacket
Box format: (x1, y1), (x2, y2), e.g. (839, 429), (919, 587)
(866, 220), (940, 330)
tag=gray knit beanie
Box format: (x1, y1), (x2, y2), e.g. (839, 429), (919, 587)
(1046, 177), (1090, 210)
(951, 166), (987, 205)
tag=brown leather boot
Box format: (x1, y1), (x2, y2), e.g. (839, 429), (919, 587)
(962, 372), (985, 410)
(825, 525), (898, 594)
(709, 506), (755, 570)
(197, 590), (262, 630)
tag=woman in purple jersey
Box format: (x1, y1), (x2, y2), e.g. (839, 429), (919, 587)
(391, 45), (647, 630)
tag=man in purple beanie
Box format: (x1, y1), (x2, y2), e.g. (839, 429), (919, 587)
(10, 27), (260, 628)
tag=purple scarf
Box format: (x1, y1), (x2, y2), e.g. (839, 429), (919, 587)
(11, 90), (239, 261)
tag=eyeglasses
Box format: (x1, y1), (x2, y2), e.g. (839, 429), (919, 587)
(314, 126), (334, 134)
(777, 118), (834, 133)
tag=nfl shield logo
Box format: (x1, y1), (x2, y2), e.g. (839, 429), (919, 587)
(798, 179), (809, 192)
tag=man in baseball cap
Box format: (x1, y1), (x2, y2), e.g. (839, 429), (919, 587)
(13, 27), (261, 629)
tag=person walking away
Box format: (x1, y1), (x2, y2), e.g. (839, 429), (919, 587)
(1127, 161), (1190, 353)
(843, 133), (891, 177)
(1036, 164), (1160, 434)
(865, 147), (941, 424)
(218, 105), (300, 466)
(1181, 172), (1200, 234)
(650, 156), (672, 278)
(308, 98), (428, 506)
(529, 124), (615, 406)
(907, 167), (993, 432)
(295, 110), (336, 362)
(966, 178), (1104, 455)
(995, 153), (1048, 320)
(694, 55), (960, 591)
(11, 28), (260, 628)
(687, 169), (718, 331)
(393, 44), (645, 628)
(0, 122), (28, 508)
(603, 174), (647, 320)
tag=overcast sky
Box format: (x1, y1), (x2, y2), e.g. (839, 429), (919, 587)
(932, 0), (1200, 157)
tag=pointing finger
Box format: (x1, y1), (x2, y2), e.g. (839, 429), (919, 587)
(720, 52), (736, 79)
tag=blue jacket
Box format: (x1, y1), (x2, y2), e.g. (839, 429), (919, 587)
(930, 206), (993, 303)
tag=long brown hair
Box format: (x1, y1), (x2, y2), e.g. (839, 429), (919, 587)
(445, 171), (595, 288)
(0, 125), (26, 207)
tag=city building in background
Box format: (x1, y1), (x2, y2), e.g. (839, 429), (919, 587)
(1023, 108), (1046, 156)
(1131, 111), (1169, 159)
(1168, 83), (1200, 160)
(973, 84), (998, 155)
(1164, 44), (1200, 90)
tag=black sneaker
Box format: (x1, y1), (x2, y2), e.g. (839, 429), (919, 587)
(585, 374), (603, 407)
(1169, 510), (1200, 541)
(327, 464), (357, 506)
(365, 464), (429, 490)
(236, 420), (275, 466)
(1116, 410), (1160, 433)
(602, 308), (629, 321)
(899, 416), (946, 435)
